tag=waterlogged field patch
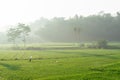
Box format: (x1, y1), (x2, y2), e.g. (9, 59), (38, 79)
(0, 49), (120, 80)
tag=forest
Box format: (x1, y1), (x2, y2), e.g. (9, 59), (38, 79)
(0, 12), (120, 43)
(28, 12), (120, 42)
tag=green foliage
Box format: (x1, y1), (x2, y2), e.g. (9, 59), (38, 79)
(7, 23), (31, 48)
(7, 27), (21, 43)
(17, 23), (31, 48)
(30, 12), (120, 42)
(0, 49), (120, 79)
(18, 23), (31, 36)
(96, 40), (108, 49)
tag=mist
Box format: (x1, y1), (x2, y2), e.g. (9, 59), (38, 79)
(0, 12), (119, 44)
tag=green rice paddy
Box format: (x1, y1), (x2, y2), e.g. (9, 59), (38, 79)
(0, 49), (120, 80)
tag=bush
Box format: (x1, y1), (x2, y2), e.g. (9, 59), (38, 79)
(96, 40), (108, 49)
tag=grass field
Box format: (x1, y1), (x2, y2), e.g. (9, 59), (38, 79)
(0, 49), (120, 80)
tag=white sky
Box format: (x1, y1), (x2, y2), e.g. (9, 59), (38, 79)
(0, 0), (120, 32)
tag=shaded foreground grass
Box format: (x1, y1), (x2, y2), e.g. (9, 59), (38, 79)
(0, 49), (120, 80)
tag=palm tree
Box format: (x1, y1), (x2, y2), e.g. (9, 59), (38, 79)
(73, 27), (80, 46)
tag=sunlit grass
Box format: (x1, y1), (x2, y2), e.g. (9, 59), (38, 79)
(0, 49), (120, 80)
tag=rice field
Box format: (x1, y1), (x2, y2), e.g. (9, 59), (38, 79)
(0, 49), (120, 80)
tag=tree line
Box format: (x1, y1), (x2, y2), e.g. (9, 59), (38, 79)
(4, 12), (120, 44)
(30, 12), (120, 42)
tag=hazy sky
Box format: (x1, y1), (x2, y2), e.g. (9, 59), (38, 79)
(0, 0), (120, 32)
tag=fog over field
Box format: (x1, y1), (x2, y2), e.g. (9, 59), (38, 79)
(0, 0), (120, 44)
(0, 0), (120, 80)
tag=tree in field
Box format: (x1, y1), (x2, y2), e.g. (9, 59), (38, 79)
(17, 23), (31, 49)
(73, 15), (81, 44)
(7, 23), (31, 49)
(7, 27), (21, 47)
(74, 27), (80, 42)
